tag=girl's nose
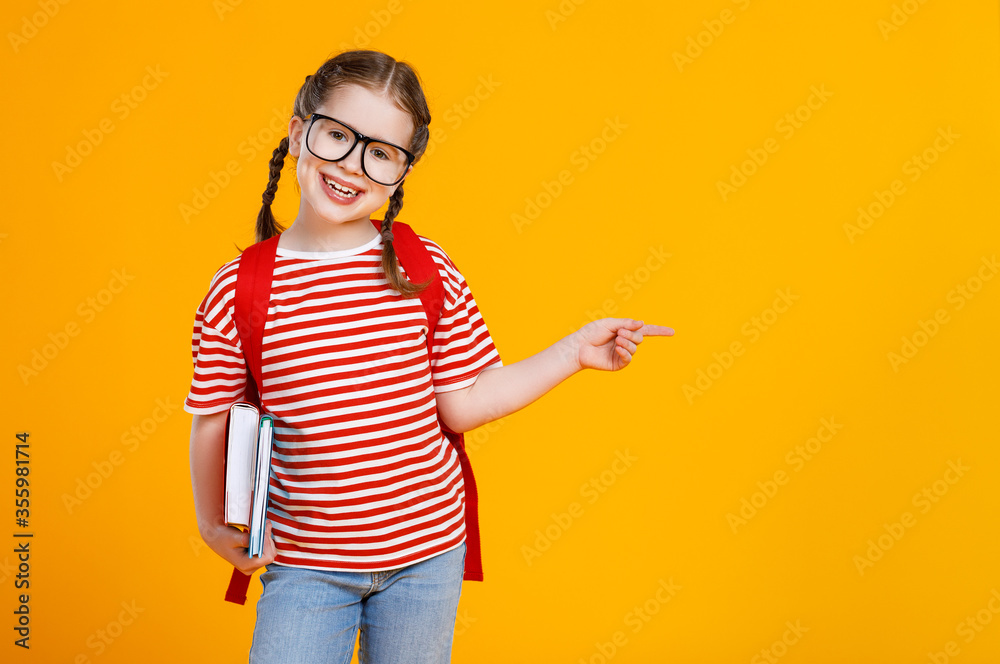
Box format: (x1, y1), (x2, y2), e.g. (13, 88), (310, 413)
(338, 141), (364, 175)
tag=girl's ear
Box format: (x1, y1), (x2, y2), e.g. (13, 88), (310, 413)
(400, 163), (413, 181)
(287, 116), (303, 157)
(393, 165), (413, 192)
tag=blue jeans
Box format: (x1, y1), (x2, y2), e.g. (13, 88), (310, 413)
(249, 541), (466, 664)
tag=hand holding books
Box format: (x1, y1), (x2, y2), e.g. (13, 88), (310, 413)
(199, 516), (277, 576)
(230, 519), (278, 575)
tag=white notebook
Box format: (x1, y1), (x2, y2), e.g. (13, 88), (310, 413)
(224, 402), (274, 557)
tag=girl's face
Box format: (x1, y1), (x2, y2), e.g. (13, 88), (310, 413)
(288, 83), (415, 233)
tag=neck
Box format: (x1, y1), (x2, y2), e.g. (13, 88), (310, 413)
(281, 209), (379, 252)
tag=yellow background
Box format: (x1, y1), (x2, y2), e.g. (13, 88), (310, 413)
(3, 0), (999, 662)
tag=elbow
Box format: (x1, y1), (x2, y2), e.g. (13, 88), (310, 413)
(439, 412), (473, 436)
(435, 383), (478, 435)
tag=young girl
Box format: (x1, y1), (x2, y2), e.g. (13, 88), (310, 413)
(186, 49), (672, 664)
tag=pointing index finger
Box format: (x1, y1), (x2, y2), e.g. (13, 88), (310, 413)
(638, 324), (674, 336)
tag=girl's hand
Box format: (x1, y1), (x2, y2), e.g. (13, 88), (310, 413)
(203, 518), (278, 575)
(574, 318), (674, 372)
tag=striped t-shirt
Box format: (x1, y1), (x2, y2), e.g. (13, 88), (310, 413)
(183, 231), (503, 572)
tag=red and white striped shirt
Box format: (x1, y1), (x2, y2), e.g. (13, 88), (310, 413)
(183, 232), (503, 572)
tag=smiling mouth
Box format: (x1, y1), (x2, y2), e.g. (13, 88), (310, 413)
(322, 174), (362, 198)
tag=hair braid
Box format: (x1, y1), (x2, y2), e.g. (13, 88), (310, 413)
(238, 137), (289, 252)
(380, 184), (433, 298)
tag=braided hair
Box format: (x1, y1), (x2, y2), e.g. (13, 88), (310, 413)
(254, 137), (289, 243)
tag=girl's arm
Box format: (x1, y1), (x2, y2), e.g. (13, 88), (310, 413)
(189, 410), (277, 573)
(436, 318), (673, 433)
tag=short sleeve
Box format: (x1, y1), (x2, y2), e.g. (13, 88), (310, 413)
(183, 285), (248, 415)
(427, 245), (503, 393)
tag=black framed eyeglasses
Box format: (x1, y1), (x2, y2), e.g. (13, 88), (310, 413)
(303, 113), (415, 186)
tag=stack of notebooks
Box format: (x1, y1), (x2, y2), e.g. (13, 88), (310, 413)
(224, 403), (274, 557)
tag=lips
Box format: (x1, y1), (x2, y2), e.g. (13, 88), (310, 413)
(323, 173), (363, 194)
(319, 171), (365, 203)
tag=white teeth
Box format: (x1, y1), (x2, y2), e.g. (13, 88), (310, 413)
(323, 175), (359, 197)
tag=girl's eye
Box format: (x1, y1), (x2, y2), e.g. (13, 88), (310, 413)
(329, 130), (348, 141)
(369, 147), (389, 161)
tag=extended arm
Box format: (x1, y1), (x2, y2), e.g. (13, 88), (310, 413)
(435, 318), (673, 434)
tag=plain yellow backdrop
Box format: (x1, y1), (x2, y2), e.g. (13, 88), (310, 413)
(3, 0), (999, 662)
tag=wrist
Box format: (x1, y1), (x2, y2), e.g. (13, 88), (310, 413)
(558, 331), (584, 375)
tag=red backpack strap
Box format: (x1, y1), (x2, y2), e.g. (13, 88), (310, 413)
(369, 217), (448, 345)
(374, 218), (485, 582)
(234, 234), (280, 407)
(224, 233), (280, 605)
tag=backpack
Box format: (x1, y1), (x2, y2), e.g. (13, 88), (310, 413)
(222, 217), (484, 605)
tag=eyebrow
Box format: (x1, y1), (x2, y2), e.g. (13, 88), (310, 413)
(322, 113), (402, 145)
(362, 127), (395, 143)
